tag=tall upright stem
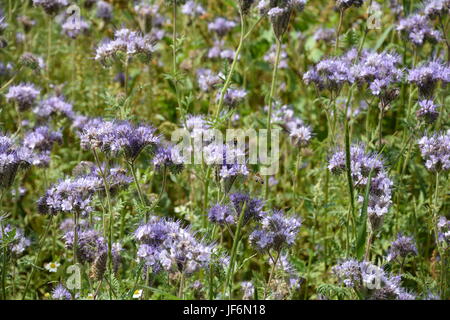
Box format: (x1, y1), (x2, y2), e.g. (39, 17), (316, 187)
(264, 38), (282, 199)
(335, 9), (344, 53)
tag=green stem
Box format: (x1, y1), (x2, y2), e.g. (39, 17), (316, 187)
(224, 202), (246, 299)
(264, 37), (282, 199)
(335, 9), (344, 53)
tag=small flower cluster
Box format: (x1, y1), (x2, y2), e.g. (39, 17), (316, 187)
(241, 281), (254, 300)
(333, 259), (415, 300)
(52, 284), (72, 300)
(397, 14), (442, 46)
(417, 130), (450, 171)
(261, 0), (306, 38)
(229, 192), (265, 225)
(95, 28), (156, 66)
(250, 209), (301, 252)
(208, 17), (237, 37)
(303, 49), (357, 92)
(80, 119), (160, 162)
(0, 133), (32, 190)
(207, 40), (235, 60)
(218, 88), (247, 108)
(23, 126), (62, 167)
(38, 165), (131, 215)
(336, 0), (365, 10)
(437, 216), (450, 250)
(152, 145), (184, 174)
(134, 217), (215, 275)
(266, 254), (302, 299)
(423, 0), (450, 19)
(416, 100), (439, 123)
(181, 0), (205, 17)
(313, 27), (335, 43)
(5, 83), (40, 111)
(34, 95), (74, 119)
(0, 224), (31, 255)
(196, 68), (222, 92)
(32, 0), (68, 15)
(203, 142), (249, 180)
(96, 0), (113, 21)
(386, 233), (418, 262)
(408, 60), (450, 98)
(208, 204), (236, 225)
(351, 51), (402, 100)
(328, 144), (393, 229)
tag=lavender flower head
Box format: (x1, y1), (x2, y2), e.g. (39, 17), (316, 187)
(408, 61), (450, 98)
(241, 281), (255, 300)
(424, 0), (450, 19)
(134, 217), (215, 275)
(52, 284), (72, 300)
(416, 100), (439, 123)
(5, 83), (40, 111)
(437, 216), (450, 250)
(196, 68), (222, 92)
(397, 14), (442, 46)
(387, 234), (418, 262)
(250, 209), (301, 252)
(333, 259), (415, 299)
(33, 0), (68, 15)
(23, 126), (62, 167)
(181, 1), (205, 17)
(95, 28), (156, 66)
(417, 130), (450, 171)
(208, 17), (237, 37)
(0, 133), (32, 190)
(208, 204), (236, 225)
(229, 193), (265, 225)
(34, 95), (74, 119)
(152, 145), (184, 174)
(0, 224), (31, 255)
(218, 88), (247, 108)
(328, 144), (393, 230)
(267, 0), (307, 39)
(96, 1), (113, 21)
(289, 125), (312, 148)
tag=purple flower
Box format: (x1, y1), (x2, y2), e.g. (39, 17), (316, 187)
(208, 17), (237, 37)
(250, 209), (301, 251)
(328, 144), (392, 230)
(5, 83), (40, 111)
(52, 284), (72, 300)
(208, 204), (236, 225)
(96, 1), (113, 20)
(416, 100), (439, 123)
(181, 1), (205, 17)
(408, 60), (450, 98)
(196, 68), (222, 92)
(313, 28), (335, 42)
(134, 217), (215, 275)
(229, 193), (265, 225)
(0, 133), (32, 190)
(417, 130), (450, 171)
(0, 224), (31, 255)
(289, 125), (312, 148)
(33, 0), (68, 15)
(424, 0), (450, 19)
(61, 15), (90, 39)
(152, 145), (184, 174)
(387, 234), (418, 262)
(437, 216), (450, 249)
(218, 88), (247, 108)
(34, 95), (74, 119)
(397, 14), (442, 46)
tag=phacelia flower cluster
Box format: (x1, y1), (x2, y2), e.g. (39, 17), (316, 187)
(196, 68), (222, 92)
(408, 61), (450, 98)
(218, 88), (247, 108)
(134, 217), (215, 275)
(250, 209), (301, 252)
(351, 51), (402, 101)
(23, 126), (62, 167)
(152, 145), (184, 174)
(208, 17), (237, 37)
(416, 100), (439, 123)
(333, 259), (415, 300)
(397, 14), (442, 46)
(386, 233), (418, 262)
(33, 0), (68, 15)
(80, 119), (160, 162)
(95, 28), (156, 66)
(52, 284), (71, 300)
(61, 15), (90, 39)
(0, 134), (32, 190)
(417, 130), (450, 171)
(0, 224), (31, 256)
(423, 0), (450, 19)
(5, 83), (40, 111)
(34, 95), (74, 119)
(437, 216), (450, 250)
(328, 144), (393, 230)
(207, 40), (235, 60)
(38, 165), (131, 216)
(303, 49), (357, 92)
(181, 0), (205, 17)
